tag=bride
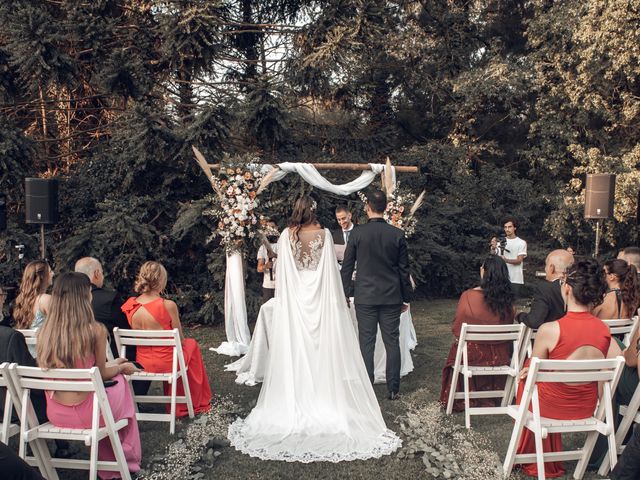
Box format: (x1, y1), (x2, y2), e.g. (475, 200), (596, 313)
(228, 196), (401, 462)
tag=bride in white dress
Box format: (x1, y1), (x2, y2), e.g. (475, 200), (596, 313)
(228, 197), (401, 462)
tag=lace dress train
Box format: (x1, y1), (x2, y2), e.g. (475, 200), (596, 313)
(228, 228), (401, 462)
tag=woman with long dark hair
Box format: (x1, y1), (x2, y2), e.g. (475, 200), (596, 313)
(228, 195), (401, 462)
(593, 258), (639, 319)
(440, 255), (515, 410)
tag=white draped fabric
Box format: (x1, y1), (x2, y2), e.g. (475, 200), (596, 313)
(225, 301), (417, 386)
(228, 228), (401, 462)
(216, 162), (394, 357)
(261, 162), (395, 195)
(212, 251), (251, 356)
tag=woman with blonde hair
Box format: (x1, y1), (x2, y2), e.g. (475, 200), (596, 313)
(14, 260), (53, 330)
(38, 272), (141, 479)
(121, 261), (212, 417)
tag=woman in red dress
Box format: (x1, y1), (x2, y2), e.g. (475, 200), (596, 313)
(516, 259), (621, 477)
(122, 261), (212, 417)
(440, 255), (515, 410)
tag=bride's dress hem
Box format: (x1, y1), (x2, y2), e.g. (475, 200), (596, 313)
(228, 420), (402, 463)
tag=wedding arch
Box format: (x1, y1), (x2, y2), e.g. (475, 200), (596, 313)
(193, 146), (419, 356)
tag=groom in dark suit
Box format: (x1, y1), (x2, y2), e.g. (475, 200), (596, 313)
(341, 189), (412, 400)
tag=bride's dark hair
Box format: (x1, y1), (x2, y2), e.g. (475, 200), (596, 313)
(288, 196), (318, 240)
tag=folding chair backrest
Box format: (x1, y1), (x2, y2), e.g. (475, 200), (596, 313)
(0, 362), (17, 442)
(16, 329), (38, 348)
(460, 324), (527, 369)
(602, 318), (634, 335)
(113, 328), (183, 361)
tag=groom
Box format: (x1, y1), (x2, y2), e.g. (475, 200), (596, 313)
(341, 189), (412, 400)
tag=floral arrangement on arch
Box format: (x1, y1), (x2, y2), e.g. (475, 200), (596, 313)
(357, 160), (425, 237)
(358, 185), (423, 236)
(196, 151), (278, 254)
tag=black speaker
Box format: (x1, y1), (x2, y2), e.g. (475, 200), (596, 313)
(0, 194), (5, 231)
(25, 178), (59, 224)
(584, 174), (615, 219)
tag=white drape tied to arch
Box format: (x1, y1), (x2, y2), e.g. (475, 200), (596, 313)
(211, 162), (395, 357)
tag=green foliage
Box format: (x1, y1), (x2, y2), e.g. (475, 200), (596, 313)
(1, 0), (639, 318)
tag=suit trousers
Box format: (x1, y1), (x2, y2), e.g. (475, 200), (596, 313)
(611, 424), (640, 480)
(355, 303), (402, 394)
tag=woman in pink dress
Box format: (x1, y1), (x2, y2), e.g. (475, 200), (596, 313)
(121, 261), (211, 417)
(37, 273), (141, 479)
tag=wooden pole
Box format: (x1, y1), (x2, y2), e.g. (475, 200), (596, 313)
(207, 163), (419, 173)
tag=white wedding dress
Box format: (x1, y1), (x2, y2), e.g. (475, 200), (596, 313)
(227, 227), (401, 462)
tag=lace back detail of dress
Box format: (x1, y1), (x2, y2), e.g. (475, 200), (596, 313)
(290, 229), (325, 271)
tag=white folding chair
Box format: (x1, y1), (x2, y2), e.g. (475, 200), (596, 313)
(503, 356), (625, 480)
(16, 328), (38, 349)
(0, 362), (19, 443)
(8, 363), (132, 480)
(601, 317), (639, 346)
(113, 327), (194, 434)
(598, 378), (640, 475)
(446, 323), (527, 428)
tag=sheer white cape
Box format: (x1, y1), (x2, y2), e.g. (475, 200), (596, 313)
(228, 228), (401, 462)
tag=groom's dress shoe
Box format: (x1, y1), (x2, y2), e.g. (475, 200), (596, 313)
(388, 392), (400, 401)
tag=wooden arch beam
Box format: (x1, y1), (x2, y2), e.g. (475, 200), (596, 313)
(207, 163), (419, 173)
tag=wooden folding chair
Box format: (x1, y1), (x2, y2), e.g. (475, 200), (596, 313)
(503, 356), (625, 480)
(8, 363), (133, 480)
(113, 327), (194, 434)
(601, 317), (639, 346)
(0, 362), (19, 443)
(446, 323), (527, 428)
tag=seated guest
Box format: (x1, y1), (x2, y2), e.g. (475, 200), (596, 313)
(516, 249), (573, 329)
(592, 258), (639, 319)
(611, 423), (640, 479)
(440, 255), (515, 411)
(121, 261), (212, 417)
(515, 259), (620, 478)
(0, 441), (44, 480)
(38, 273), (141, 478)
(14, 260), (53, 331)
(618, 246), (640, 270)
(74, 257), (132, 358)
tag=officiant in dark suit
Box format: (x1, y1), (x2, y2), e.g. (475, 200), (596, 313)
(332, 205), (354, 246)
(515, 249), (573, 329)
(341, 189), (412, 400)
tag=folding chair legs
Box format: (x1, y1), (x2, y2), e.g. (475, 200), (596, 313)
(446, 342), (463, 415)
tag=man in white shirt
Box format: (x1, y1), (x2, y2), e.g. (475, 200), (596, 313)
(492, 217), (527, 296)
(257, 222), (278, 301)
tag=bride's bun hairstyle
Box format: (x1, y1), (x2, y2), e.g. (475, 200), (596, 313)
(564, 258), (607, 308)
(367, 189), (387, 214)
(134, 261), (168, 294)
(289, 196), (318, 229)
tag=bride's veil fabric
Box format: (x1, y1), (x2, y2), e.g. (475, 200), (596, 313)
(228, 228), (401, 462)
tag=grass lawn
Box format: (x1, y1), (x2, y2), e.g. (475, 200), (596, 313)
(53, 299), (614, 479)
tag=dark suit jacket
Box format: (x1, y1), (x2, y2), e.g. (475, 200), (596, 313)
(91, 285), (132, 358)
(516, 279), (565, 329)
(0, 326), (46, 423)
(332, 228), (345, 245)
(341, 218), (412, 305)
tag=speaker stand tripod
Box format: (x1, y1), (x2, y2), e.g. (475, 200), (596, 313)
(39, 224), (46, 260)
(593, 219), (602, 258)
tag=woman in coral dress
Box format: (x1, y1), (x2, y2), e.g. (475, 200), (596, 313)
(122, 261), (211, 417)
(440, 255), (515, 410)
(38, 272), (141, 479)
(516, 259), (621, 477)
